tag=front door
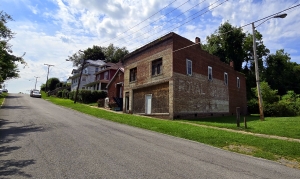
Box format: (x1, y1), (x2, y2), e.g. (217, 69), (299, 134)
(145, 94), (152, 114)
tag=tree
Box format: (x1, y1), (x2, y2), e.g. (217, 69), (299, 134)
(102, 44), (129, 63)
(0, 10), (26, 82)
(263, 49), (297, 96)
(46, 77), (60, 91)
(66, 44), (128, 66)
(202, 21), (245, 71)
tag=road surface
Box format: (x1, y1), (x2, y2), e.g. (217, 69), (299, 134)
(1, 93), (300, 178)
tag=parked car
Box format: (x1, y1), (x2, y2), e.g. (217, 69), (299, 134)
(30, 89), (41, 98)
(2, 89), (8, 93)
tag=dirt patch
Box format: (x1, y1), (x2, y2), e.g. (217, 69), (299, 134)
(223, 144), (259, 155)
(277, 157), (300, 169)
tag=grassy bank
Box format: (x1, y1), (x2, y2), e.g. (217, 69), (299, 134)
(0, 92), (7, 106)
(42, 94), (300, 168)
(179, 115), (300, 139)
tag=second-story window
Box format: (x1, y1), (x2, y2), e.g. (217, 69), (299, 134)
(130, 67), (137, 82)
(186, 59), (192, 76)
(95, 67), (99, 73)
(208, 66), (212, 81)
(237, 77), (240, 88)
(152, 58), (162, 76)
(104, 71), (109, 80)
(224, 72), (228, 85)
(84, 68), (88, 74)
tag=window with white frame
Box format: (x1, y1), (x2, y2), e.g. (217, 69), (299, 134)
(186, 59), (192, 76)
(237, 77), (240, 88)
(224, 72), (228, 85)
(104, 71), (109, 80)
(208, 66), (212, 80)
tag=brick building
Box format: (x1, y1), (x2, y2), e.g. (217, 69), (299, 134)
(122, 32), (247, 119)
(106, 68), (124, 110)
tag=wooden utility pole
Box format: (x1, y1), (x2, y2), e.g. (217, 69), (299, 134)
(73, 58), (87, 104)
(44, 64), (54, 92)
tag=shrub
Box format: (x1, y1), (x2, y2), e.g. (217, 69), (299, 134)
(264, 101), (299, 117)
(57, 90), (63, 98)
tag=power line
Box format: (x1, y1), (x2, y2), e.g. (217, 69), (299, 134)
(128, 0), (227, 52)
(100, 0), (178, 46)
(125, 0), (209, 49)
(173, 3), (300, 54)
(107, 0), (193, 46)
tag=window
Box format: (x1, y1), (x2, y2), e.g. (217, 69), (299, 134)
(186, 59), (192, 76)
(95, 67), (99, 73)
(224, 72), (228, 85)
(152, 58), (162, 76)
(84, 68), (88, 74)
(237, 77), (240, 88)
(104, 71), (109, 80)
(208, 66), (212, 80)
(130, 67), (137, 82)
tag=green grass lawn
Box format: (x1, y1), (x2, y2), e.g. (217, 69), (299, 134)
(178, 115), (300, 139)
(41, 94), (300, 168)
(0, 92), (8, 105)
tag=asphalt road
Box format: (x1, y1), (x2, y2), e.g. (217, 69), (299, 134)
(1, 94), (300, 179)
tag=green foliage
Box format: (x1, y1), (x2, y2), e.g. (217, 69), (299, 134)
(57, 90), (63, 98)
(40, 83), (46, 91)
(202, 21), (245, 71)
(69, 90), (107, 103)
(263, 49), (299, 95)
(47, 77), (60, 91)
(69, 91), (75, 100)
(250, 82), (300, 117)
(0, 10), (27, 83)
(62, 89), (69, 99)
(103, 44), (129, 63)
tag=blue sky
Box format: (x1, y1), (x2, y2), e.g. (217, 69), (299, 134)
(1, 0), (299, 93)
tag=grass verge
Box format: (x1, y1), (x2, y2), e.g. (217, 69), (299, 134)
(42, 94), (300, 168)
(0, 92), (8, 106)
(178, 115), (300, 139)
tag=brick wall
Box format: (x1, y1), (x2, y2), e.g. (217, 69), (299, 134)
(107, 70), (124, 104)
(133, 82), (169, 114)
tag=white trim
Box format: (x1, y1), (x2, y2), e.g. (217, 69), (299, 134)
(237, 77), (240, 88)
(224, 72), (228, 85)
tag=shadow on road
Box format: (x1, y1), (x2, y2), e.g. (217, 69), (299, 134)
(3, 95), (22, 99)
(0, 159), (35, 178)
(1, 106), (29, 109)
(0, 119), (44, 178)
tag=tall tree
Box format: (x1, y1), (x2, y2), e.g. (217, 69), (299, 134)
(202, 21), (245, 71)
(0, 10), (26, 82)
(263, 49), (300, 96)
(102, 44), (129, 63)
(66, 44), (129, 66)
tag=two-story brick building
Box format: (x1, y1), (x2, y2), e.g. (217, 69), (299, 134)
(122, 32), (247, 119)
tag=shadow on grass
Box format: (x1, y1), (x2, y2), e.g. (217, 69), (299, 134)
(0, 119), (44, 178)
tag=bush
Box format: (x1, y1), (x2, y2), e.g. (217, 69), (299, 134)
(57, 90), (63, 98)
(62, 89), (69, 99)
(264, 101), (299, 117)
(69, 90), (107, 104)
(69, 91), (75, 100)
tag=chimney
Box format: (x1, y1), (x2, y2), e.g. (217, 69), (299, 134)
(195, 37), (201, 49)
(230, 61), (234, 68)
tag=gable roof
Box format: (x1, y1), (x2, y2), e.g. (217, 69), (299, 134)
(106, 67), (124, 88)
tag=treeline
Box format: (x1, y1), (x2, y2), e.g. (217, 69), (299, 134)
(203, 22), (300, 116)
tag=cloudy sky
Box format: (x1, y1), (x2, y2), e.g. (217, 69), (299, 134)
(1, 0), (299, 93)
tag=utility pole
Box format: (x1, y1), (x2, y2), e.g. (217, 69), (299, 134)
(73, 58), (87, 104)
(44, 64), (54, 92)
(34, 76), (40, 89)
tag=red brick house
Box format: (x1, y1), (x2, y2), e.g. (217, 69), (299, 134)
(106, 68), (124, 110)
(122, 32), (247, 119)
(85, 62), (122, 91)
